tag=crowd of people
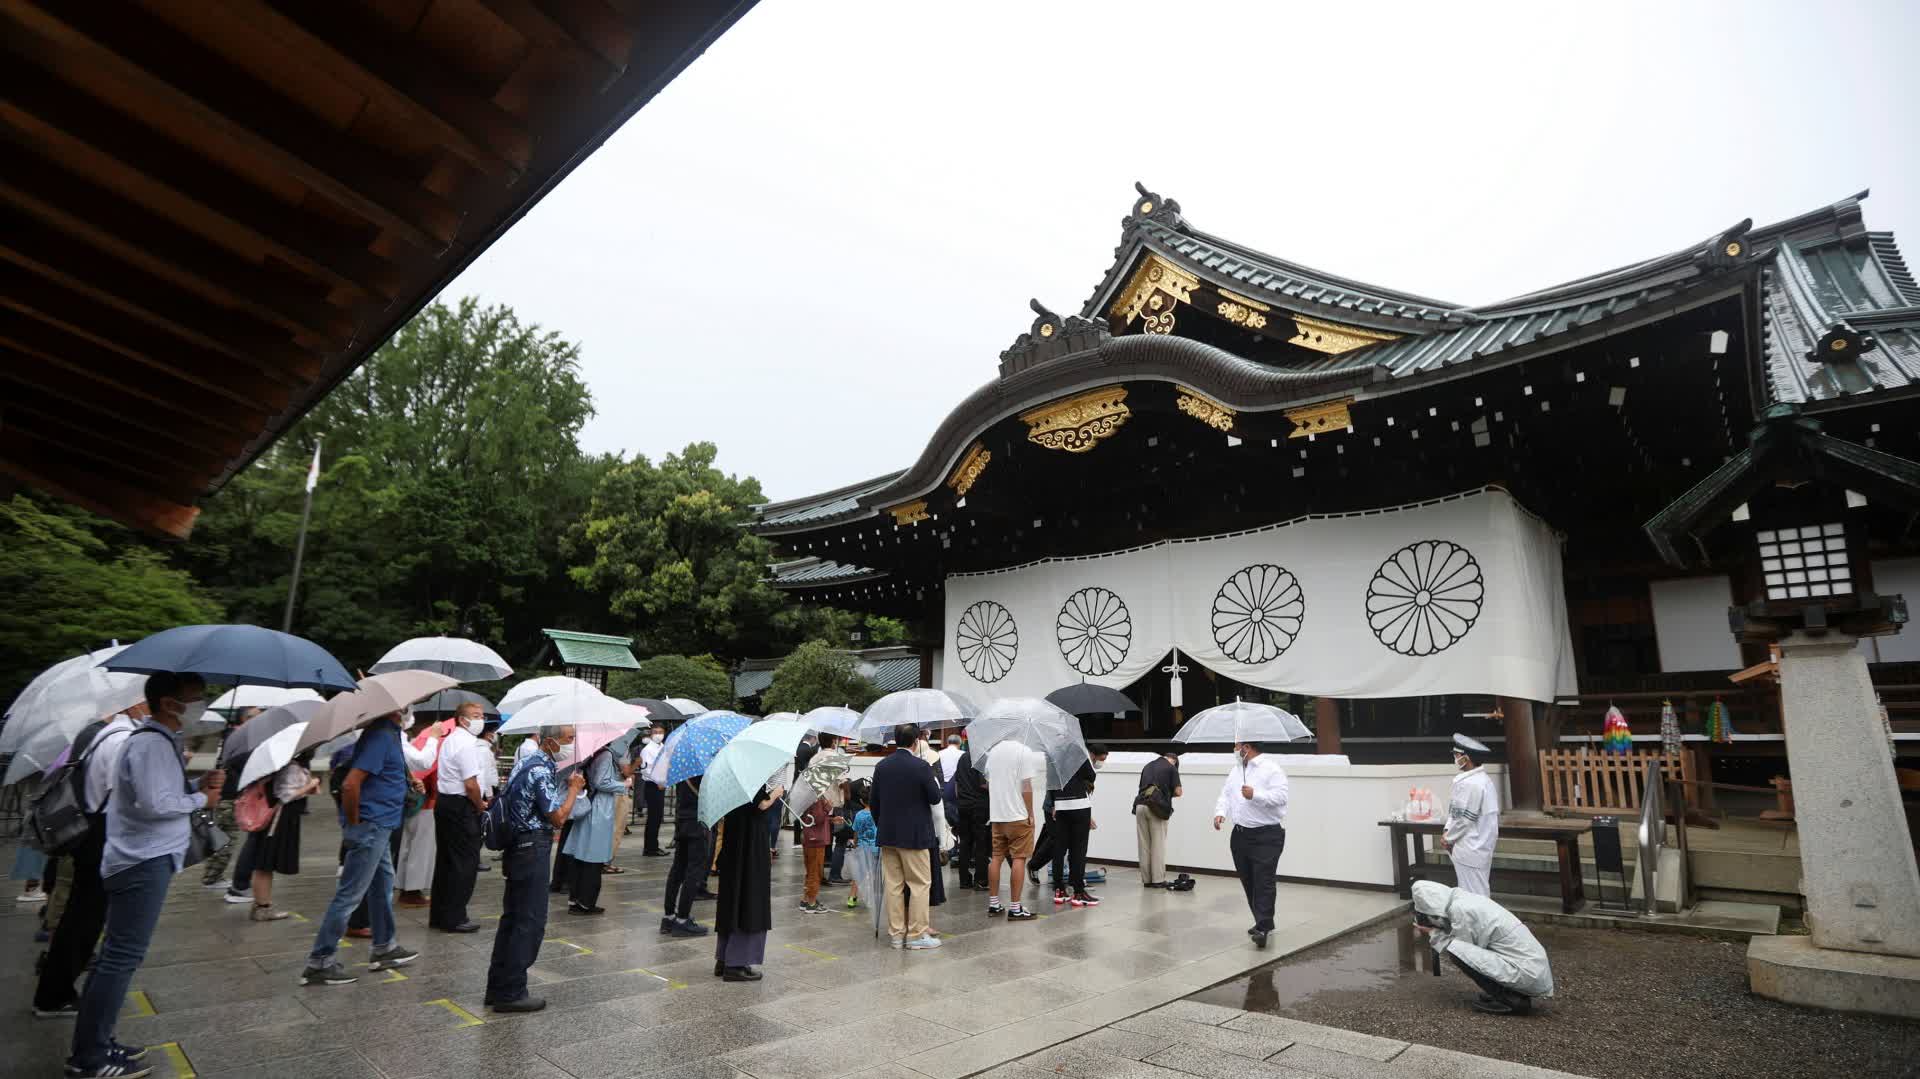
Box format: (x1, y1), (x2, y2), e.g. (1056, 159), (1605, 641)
(11, 672), (1553, 1077)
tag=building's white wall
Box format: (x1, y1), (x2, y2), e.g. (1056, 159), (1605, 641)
(1650, 576), (1743, 672)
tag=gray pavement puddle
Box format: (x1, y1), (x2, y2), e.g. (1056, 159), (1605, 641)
(1187, 921), (1437, 1012)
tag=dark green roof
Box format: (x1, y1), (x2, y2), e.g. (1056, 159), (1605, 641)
(541, 628), (640, 670)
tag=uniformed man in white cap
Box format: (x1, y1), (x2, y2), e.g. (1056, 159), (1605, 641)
(1441, 733), (1499, 896)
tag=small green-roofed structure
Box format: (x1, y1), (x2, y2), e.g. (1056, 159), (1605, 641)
(535, 628), (641, 690)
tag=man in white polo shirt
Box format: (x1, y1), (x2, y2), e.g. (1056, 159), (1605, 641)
(428, 702), (489, 933)
(1213, 740), (1290, 949)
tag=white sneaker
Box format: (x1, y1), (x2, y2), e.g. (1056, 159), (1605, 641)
(16, 890), (46, 904)
(888, 936), (906, 949)
(905, 935), (943, 950)
(224, 890), (253, 904)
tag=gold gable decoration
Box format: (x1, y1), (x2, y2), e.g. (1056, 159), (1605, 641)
(948, 443), (992, 496)
(1021, 386), (1130, 454)
(1288, 314), (1399, 355)
(1284, 398), (1354, 439)
(1175, 387), (1235, 432)
(888, 500), (929, 526)
(1111, 254), (1198, 335)
(1215, 288), (1270, 331)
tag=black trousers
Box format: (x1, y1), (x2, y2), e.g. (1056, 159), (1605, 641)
(230, 830), (258, 890)
(430, 798), (482, 928)
(485, 833), (551, 1005)
(1449, 953), (1530, 1006)
(1049, 808), (1092, 892)
(551, 819), (575, 892)
(956, 807), (989, 887)
(349, 825), (403, 930)
(643, 783), (666, 852)
(33, 822), (105, 1009)
(569, 855), (604, 909)
(1230, 823), (1287, 933)
(664, 828), (710, 920)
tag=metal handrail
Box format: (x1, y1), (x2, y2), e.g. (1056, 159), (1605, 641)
(1636, 758), (1663, 914)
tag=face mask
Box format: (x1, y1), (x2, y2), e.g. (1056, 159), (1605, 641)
(650, 733), (664, 744)
(175, 699), (208, 727)
(1234, 747), (1249, 764)
(1092, 759), (1106, 770)
(466, 718), (485, 736)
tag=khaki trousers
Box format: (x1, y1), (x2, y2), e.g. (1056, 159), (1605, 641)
(1135, 806), (1169, 884)
(881, 845), (932, 941)
(609, 793), (631, 859)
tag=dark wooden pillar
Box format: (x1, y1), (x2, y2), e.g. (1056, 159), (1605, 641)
(1314, 697), (1342, 754)
(1499, 696), (1542, 812)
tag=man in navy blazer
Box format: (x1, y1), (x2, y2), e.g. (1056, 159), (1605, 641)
(870, 723), (944, 950)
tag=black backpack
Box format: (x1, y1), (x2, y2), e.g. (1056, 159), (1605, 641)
(26, 720), (111, 855)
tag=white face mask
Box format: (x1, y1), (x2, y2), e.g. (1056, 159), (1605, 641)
(1092, 759), (1106, 770)
(175, 699), (208, 727)
(466, 717), (485, 736)
(650, 732), (664, 744)
(1235, 747), (1250, 765)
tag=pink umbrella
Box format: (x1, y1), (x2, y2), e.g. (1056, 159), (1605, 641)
(554, 722), (639, 773)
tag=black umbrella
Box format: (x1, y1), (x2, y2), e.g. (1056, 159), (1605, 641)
(1046, 683), (1139, 716)
(413, 688), (498, 719)
(623, 698), (687, 724)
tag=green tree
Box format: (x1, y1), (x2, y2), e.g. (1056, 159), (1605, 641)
(0, 494), (222, 702)
(569, 443), (790, 657)
(760, 640), (880, 715)
(606, 654), (733, 710)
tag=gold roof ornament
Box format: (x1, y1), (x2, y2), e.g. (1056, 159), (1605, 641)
(888, 500), (929, 526)
(1287, 314), (1399, 355)
(1111, 254), (1199, 336)
(1284, 397), (1354, 439)
(948, 443), (992, 496)
(1175, 387), (1236, 432)
(1021, 386), (1130, 454)
(1215, 288), (1270, 331)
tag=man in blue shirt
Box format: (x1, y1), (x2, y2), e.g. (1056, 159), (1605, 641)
(301, 710), (420, 987)
(486, 725), (584, 1012)
(68, 672), (225, 1079)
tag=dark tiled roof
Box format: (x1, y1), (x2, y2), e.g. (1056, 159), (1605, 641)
(758, 473), (904, 530)
(863, 657), (920, 694)
(733, 669), (775, 697)
(765, 557), (887, 587)
(541, 628), (640, 670)
(1760, 232), (1920, 404)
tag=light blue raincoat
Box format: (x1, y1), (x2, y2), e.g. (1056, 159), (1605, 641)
(561, 750), (625, 865)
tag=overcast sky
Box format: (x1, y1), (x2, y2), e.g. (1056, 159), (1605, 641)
(441, 0), (1919, 504)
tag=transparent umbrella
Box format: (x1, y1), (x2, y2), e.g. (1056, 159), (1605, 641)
(856, 689), (979, 743)
(370, 636), (513, 682)
(498, 676), (601, 716)
(845, 842), (886, 937)
(0, 646), (144, 756)
(788, 748), (851, 820)
(663, 697), (708, 717)
(966, 697), (1090, 790)
(496, 689), (647, 735)
(1171, 700), (1313, 744)
(208, 686), (323, 717)
(800, 706), (863, 740)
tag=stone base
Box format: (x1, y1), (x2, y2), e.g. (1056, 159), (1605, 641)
(1748, 934), (1920, 1018)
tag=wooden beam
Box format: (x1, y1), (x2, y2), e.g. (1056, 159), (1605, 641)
(0, 265), (298, 412)
(0, 412), (211, 505)
(0, 157), (356, 346)
(0, 320), (273, 430)
(1, 0), (464, 249)
(0, 72), (404, 300)
(218, 0), (533, 179)
(0, 430), (200, 540)
(2, 388), (231, 482)
(0, 350), (252, 459)
(477, 0), (628, 87)
(0, 211), (321, 382)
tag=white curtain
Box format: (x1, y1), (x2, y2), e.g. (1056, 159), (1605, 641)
(941, 488), (1577, 703)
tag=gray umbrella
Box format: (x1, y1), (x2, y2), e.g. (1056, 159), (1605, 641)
(623, 698), (687, 724)
(414, 688), (498, 719)
(220, 698), (327, 758)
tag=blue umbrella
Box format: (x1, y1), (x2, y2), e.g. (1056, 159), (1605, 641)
(662, 711), (753, 786)
(102, 624), (356, 690)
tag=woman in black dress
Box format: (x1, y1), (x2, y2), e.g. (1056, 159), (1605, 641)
(712, 782), (781, 981)
(249, 749), (320, 922)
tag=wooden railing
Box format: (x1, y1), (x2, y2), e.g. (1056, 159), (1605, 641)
(1539, 746), (1692, 816)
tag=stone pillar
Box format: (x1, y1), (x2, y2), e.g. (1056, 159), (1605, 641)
(1498, 696), (1542, 812)
(1314, 697), (1341, 755)
(1777, 630), (1920, 958)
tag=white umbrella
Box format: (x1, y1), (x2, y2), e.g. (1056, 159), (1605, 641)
(1171, 700), (1313, 744)
(238, 721), (309, 789)
(800, 706), (863, 739)
(208, 686), (322, 716)
(0, 646), (145, 753)
(761, 711), (801, 724)
(370, 636), (513, 682)
(856, 688), (978, 742)
(966, 697), (1091, 790)
(497, 675), (600, 716)
(496, 688), (649, 735)
(663, 697), (708, 717)
(221, 699), (326, 758)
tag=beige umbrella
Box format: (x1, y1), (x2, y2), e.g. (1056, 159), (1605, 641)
(291, 671), (457, 754)
(292, 690), (377, 754)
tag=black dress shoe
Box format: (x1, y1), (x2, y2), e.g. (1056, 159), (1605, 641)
(723, 966), (763, 982)
(1252, 931), (1269, 950)
(567, 904), (605, 916)
(694, 890), (717, 901)
(643, 849), (669, 857)
(490, 997), (547, 1013)
(713, 961), (725, 978)
(448, 921), (481, 933)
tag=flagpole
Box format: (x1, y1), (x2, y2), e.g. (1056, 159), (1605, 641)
(282, 439), (321, 633)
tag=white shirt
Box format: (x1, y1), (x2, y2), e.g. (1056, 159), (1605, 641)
(515, 737), (540, 766)
(403, 734), (438, 772)
(1444, 766), (1501, 869)
(937, 745), (964, 782)
(1214, 754), (1290, 828)
(986, 741), (1044, 824)
(639, 738), (664, 781)
(84, 714), (139, 813)
(436, 726), (486, 795)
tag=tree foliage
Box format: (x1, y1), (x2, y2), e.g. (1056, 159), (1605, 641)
(606, 655), (733, 710)
(760, 640), (880, 715)
(0, 494), (222, 703)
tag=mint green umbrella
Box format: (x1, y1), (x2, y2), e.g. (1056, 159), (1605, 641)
(698, 718), (811, 827)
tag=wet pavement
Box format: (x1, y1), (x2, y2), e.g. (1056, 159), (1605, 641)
(1190, 919), (1920, 1079)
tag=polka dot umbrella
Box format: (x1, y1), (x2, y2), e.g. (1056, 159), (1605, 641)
(661, 710), (753, 787)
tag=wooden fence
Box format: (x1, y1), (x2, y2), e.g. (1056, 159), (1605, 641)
(1539, 747), (1692, 815)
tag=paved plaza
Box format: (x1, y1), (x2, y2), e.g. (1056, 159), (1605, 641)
(1, 814), (1585, 1079)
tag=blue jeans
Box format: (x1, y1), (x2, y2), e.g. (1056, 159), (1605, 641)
(827, 841), (846, 880)
(310, 821), (395, 966)
(70, 855), (173, 1069)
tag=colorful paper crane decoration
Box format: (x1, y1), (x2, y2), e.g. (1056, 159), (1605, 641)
(1705, 698), (1734, 743)
(1659, 699), (1681, 756)
(1602, 705), (1632, 754)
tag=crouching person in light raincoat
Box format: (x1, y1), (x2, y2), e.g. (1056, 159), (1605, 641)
(1411, 880), (1553, 1015)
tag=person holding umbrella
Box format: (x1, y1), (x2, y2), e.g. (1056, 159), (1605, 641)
(485, 725), (587, 1013)
(711, 782), (782, 979)
(243, 745), (321, 922)
(1212, 739), (1291, 949)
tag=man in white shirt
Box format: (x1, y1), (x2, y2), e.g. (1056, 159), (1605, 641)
(937, 736), (964, 784)
(1442, 734), (1500, 897)
(638, 724), (668, 856)
(984, 740), (1046, 921)
(1213, 741), (1290, 948)
(429, 703), (490, 933)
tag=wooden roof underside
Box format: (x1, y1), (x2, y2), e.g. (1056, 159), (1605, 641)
(0, 0), (755, 538)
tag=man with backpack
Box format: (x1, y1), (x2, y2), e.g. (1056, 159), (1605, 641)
(66, 673), (225, 1079)
(485, 725), (585, 1013)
